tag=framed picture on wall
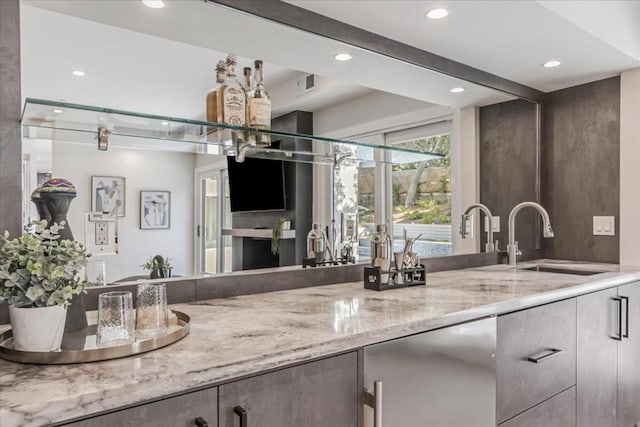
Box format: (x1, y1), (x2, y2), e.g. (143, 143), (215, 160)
(140, 191), (171, 230)
(91, 176), (126, 217)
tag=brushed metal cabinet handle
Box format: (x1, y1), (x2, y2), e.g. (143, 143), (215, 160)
(364, 380), (383, 427)
(527, 348), (562, 363)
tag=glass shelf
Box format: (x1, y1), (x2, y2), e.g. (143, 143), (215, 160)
(21, 98), (444, 165)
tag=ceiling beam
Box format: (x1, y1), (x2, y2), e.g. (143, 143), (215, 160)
(206, 0), (545, 103)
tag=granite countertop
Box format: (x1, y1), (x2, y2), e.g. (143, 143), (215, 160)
(1, 260), (639, 426)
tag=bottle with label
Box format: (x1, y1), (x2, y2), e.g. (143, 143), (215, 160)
(206, 60), (226, 123)
(205, 60), (226, 140)
(217, 54), (247, 147)
(248, 60), (272, 146)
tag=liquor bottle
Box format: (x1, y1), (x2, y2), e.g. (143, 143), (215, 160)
(218, 54), (247, 128)
(248, 60), (272, 146)
(243, 67), (257, 145)
(206, 60), (226, 130)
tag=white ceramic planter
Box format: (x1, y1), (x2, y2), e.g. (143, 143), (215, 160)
(9, 305), (67, 352)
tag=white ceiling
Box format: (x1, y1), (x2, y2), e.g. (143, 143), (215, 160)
(21, 0), (510, 122)
(286, 0), (640, 92)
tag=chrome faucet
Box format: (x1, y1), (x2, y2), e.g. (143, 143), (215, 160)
(460, 203), (497, 252)
(507, 202), (554, 266)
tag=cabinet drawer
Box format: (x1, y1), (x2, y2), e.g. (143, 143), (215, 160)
(219, 352), (358, 427)
(499, 387), (575, 427)
(497, 298), (576, 423)
(64, 387), (217, 427)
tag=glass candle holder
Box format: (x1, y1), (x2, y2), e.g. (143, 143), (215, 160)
(135, 283), (168, 339)
(96, 291), (134, 347)
(85, 259), (107, 287)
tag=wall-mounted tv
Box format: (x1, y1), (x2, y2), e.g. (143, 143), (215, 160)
(227, 157), (286, 212)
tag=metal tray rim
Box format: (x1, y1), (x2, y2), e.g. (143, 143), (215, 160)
(0, 310), (190, 365)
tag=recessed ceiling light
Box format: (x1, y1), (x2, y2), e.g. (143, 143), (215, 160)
(334, 53), (353, 61)
(426, 8), (448, 19)
(72, 70), (85, 76)
(53, 109), (64, 114)
(160, 121), (169, 126)
(142, 0), (165, 8)
(543, 60), (561, 68)
(450, 87), (465, 93)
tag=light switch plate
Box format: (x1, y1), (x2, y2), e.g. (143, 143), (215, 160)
(593, 216), (615, 236)
(485, 216), (500, 232)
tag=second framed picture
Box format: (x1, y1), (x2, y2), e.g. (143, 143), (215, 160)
(140, 191), (171, 230)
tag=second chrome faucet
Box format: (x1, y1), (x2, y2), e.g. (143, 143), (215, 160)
(507, 202), (554, 266)
(460, 201), (555, 266)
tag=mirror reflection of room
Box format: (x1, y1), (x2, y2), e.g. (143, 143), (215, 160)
(19, 1), (522, 284)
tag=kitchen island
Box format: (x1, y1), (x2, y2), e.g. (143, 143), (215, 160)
(1, 260), (639, 426)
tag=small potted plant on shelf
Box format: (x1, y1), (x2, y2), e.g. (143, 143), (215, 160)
(141, 255), (172, 279)
(0, 220), (89, 352)
(271, 217), (289, 255)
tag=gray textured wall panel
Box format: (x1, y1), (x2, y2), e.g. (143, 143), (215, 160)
(0, 0), (22, 238)
(479, 99), (539, 255)
(543, 77), (620, 263)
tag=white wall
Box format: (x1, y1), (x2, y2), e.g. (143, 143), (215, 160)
(620, 68), (640, 266)
(52, 143), (195, 281)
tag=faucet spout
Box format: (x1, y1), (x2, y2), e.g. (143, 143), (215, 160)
(460, 203), (496, 252)
(507, 202), (554, 266)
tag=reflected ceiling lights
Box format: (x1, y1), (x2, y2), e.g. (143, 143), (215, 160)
(160, 121), (169, 126)
(334, 53), (353, 61)
(426, 8), (449, 19)
(72, 70), (85, 76)
(450, 87), (465, 93)
(142, 0), (166, 8)
(53, 109), (64, 114)
(543, 60), (561, 68)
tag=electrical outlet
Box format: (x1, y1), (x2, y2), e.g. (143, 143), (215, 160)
(485, 216), (500, 233)
(593, 216), (615, 236)
(95, 222), (109, 245)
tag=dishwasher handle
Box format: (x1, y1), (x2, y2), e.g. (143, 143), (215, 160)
(364, 380), (383, 427)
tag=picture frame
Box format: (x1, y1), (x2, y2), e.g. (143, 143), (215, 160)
(91, 176), (125, 217)
(140, 190), (171, 230)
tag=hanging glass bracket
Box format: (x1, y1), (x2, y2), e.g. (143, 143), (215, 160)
(97, 127), (111, 151)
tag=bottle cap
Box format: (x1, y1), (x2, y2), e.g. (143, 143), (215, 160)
(225, 53), (237, 66)
(215, 60), (226, 73)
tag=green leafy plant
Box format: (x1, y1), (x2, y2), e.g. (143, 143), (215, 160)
(0, 220), (89, 308)
(272, 218), (288, 255)
(141, 256), (172, 271)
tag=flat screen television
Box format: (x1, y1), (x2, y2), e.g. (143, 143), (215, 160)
(227, 157), (286, 212)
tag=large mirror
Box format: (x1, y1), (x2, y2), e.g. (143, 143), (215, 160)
(19, 0), (537, 284)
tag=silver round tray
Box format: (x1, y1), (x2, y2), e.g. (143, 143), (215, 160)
(0, 310), (189, 364)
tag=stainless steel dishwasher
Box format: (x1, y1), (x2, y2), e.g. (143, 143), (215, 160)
(364, 317), (497, 427)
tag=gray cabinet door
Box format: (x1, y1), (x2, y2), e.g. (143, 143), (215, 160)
(64, 387), (217, 427)
(499, 387), (575, 427)
(218, 352), (358, 427)
(618, 281), (640, 427)
(577, 287), (618, 427)
(497, 298), (576, 423)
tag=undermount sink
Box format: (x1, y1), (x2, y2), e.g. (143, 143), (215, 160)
(518, 265), (607, 276)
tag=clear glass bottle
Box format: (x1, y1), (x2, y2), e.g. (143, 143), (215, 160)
(243, 67), (256, 145)
(248, 60), (272, 147)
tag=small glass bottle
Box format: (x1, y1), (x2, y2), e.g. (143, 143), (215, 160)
(218, 54), (247, 127)
(243, 67), (256, 145)
(206, 60), (226, 123)
(206, 60), (226, 140)
(248, 60), (272, 147)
